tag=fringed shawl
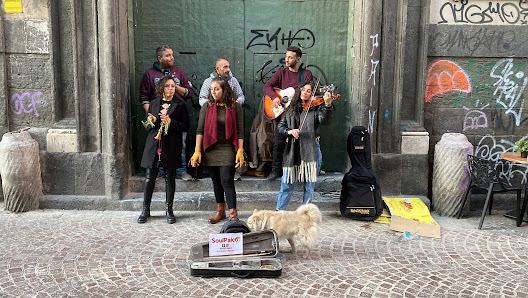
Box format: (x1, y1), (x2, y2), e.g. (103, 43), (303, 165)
(282, 106), (318, 184)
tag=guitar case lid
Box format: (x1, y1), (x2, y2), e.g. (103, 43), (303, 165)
(190, 229), (282, 278)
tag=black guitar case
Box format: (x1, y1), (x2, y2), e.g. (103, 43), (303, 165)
(339, 126), (383, 220)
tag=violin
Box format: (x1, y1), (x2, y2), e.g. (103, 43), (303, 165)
(302, 84), (340, 110)
(303, 93), (341, 110)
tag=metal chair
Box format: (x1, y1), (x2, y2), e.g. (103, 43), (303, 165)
(518, 188), (528, 224)
(456, 155), (523, 229)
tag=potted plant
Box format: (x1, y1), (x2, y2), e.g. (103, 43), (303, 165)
(514, 139), (528, 158)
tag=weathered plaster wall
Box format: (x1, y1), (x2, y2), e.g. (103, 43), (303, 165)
(426, 0), (528, 188)
(1, 1), (54, 130)
(0, 0), (130, 201)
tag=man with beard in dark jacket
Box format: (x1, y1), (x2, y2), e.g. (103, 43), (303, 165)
(139, 45), (194, 180)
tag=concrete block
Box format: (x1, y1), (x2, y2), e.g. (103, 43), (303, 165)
(431, 108), (468, 136)
(401, 155), (429, 195)
(27, 127), (49, 151)
(7, 54), (53, 89)
(7, 88), (55, 128)
(401, 132), (429, 155)
(46, 129), (78, 152)
(373, 153), (402, 195)
(40, 152), (104, 195)
(5, 19), (49, 54)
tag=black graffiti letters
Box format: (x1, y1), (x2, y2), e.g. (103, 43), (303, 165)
(281, 29), (315, 49)
(247, 28), (315, 50)
(438, 1), (528, 25)
(256, 59), (284, 83)
(436, 28), (517, 55)
(247, 28), (281, 51)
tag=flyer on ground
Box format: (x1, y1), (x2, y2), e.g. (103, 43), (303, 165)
(209, 233), (243, 257)
(382, 197), (441, 238)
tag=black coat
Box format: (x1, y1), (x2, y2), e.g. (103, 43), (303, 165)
(140, 98), (189, 169)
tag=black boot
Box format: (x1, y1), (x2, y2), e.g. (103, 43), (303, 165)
(165, 168), (176, 224)
(267, 170), (281, 180)
(138, 168), (156, 223)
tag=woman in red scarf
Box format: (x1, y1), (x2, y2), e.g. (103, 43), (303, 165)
(190, 78), (244, 223)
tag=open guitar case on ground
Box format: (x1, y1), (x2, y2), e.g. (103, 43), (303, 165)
(190, 229), (282, 278)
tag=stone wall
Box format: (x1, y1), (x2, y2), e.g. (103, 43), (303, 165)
(426, 0), (528, 188)
(0, 0), (130, 202)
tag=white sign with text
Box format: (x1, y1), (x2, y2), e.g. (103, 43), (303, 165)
(209, 233), (243, 257)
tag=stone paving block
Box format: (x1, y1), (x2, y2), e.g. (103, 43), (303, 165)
(0, 208), (528, 296)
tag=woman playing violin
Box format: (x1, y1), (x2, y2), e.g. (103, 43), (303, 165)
(275, 81), (333, 211)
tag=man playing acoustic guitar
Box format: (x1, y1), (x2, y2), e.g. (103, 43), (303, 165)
(264, 46), (313, 180)
(250, 46), (313, 179)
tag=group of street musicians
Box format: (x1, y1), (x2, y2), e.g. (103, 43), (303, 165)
(137, 45), (335, 224)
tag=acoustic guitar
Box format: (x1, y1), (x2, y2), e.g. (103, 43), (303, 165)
(263, 84), (340, 119)
(263, 87), (296, 120)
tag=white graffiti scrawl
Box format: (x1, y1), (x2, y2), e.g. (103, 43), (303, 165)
(474, 135), (528, 184)
(367, 33), (380, 134)
(463, 103), (489, 131)
(490, 58), (528, 126)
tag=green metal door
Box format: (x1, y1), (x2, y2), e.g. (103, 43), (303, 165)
(131, 0), (350, 173)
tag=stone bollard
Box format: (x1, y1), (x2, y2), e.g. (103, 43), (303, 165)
(0, 131), (43, 212)
(433, 133), (473, 217)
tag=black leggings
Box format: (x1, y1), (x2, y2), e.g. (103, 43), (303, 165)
(208, 165), (236, 209)
(271, 129), (287, 172)
(145, 164), (176, 201)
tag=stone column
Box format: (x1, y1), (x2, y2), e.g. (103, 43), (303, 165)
(432, 133), (473, 216)
(97, 0), (130, 201)
(0, 131), (42, 212)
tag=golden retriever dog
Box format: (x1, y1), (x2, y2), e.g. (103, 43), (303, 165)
(247, 203), (322, 258)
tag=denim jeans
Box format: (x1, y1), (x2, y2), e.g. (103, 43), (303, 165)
(275, 140), (321, 211)
(315, 139), (322, 173)
(176, 132), (187, 175)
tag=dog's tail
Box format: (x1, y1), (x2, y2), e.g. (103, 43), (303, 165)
(296, 203), (322, 223)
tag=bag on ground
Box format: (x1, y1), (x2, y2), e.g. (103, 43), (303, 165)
(340, 126), (383, 220)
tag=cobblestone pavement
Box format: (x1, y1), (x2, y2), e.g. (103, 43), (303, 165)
(1, 209), (528, 297)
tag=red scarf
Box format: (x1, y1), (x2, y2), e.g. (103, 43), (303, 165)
(203, 104), (238, 151)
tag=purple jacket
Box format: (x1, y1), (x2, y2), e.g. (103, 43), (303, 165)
(139, 62), (194, 105)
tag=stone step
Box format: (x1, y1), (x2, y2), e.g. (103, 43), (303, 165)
(128, 172), (344, 193)
(40, 192), (431, 212)
(121, 191), (342, 212)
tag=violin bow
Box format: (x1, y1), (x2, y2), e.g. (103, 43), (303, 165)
(298, 78), (320, 133)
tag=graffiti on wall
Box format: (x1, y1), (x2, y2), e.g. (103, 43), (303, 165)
(433, 28), (521, 56)
(474, 135), (528, 184)
(367, 33), (380, 134)
(463, 103), (489, 131)
(426, 59), (528, 134)
(246, 28), (316, 50)
(425, 60), (472, 103)
(490, 58), (528, 126)
(250, 28), (328, 86)
(256, 58), (285, 84)
(10, 91), (47, 117)
(255, 59), (329, 87)
(436, 0), (528, 25)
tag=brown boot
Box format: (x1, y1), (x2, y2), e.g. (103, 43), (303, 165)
(228, 208), (239, 221)
(209, 203), (226, 224)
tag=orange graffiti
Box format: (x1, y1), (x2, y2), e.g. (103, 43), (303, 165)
(425, 60), (472, 103)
